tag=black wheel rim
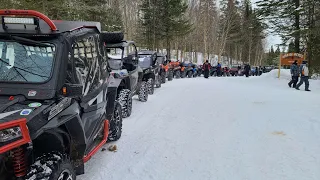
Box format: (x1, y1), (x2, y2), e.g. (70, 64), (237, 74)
(58, 169), (73, 180)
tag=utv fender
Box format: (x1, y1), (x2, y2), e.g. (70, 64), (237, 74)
(32, 128), (70, 157)
(106, 87), (117, 120)
(32, 103), (86, 173)
(31, 103), (82, 139)
(108, 78), (123, 88)
(143, 73), (155, 81)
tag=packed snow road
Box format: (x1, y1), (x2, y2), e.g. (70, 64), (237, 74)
(79, 75), (320, 180)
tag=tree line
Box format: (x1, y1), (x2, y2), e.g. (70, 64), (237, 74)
(256, 0), (320, 71)
(1, 0), (267, 66)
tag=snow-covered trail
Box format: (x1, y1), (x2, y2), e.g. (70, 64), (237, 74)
(79, 76), (320, 180)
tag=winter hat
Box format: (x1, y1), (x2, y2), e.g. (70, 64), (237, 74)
(302, 60), (307, 64)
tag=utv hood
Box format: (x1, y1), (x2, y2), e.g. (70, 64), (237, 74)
(0, 96), (53, 133)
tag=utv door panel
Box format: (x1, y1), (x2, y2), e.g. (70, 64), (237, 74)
(129, 69), (139, 92)
(70, 33), (107, 143)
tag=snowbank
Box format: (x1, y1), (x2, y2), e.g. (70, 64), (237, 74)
(260, 69), (291, 80)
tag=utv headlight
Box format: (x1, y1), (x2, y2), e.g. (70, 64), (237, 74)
(0, 127), (22, 142)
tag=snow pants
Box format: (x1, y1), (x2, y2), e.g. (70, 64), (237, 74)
(204, 69), (209, 78)
(288, 76), (299, 88)
(296, 76), (309, 90)
(217, 69), (221, 76)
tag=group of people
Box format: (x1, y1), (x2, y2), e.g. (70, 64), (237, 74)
(201, 61), (223, 78)
(288, 60), (311, 91)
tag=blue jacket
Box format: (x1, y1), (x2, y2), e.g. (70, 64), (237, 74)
(290, 63), (299, 76)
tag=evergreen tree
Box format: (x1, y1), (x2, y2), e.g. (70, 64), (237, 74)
(256, 0), (301, 53)
(163, 0), (192, 58)
(139, 0), (192, 57)
(288, 41), (295, 53)
(275, 46), (281, 55)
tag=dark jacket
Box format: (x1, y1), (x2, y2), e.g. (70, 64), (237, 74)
(290, 63), (299, 76)
(244, 65), (250, 71)
(203, 63), (211, 70)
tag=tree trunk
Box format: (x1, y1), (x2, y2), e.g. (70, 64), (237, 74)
(294, 0), (300, 53)
(166, 37), (171, 59)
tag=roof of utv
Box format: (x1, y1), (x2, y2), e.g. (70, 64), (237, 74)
(0, 10), (101, 35)
(105, 41), (135, 48)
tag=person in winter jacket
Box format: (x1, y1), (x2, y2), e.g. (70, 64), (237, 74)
(255, 67), (259, 76)
(217, 63), (222, 76)
(288, 60), (299, 88)
(295, 60), (310, 91)
(244, 64), (250, 77)
(203, 60), (211, 78)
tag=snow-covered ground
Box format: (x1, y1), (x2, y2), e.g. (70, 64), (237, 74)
(79, 70), (320, 180)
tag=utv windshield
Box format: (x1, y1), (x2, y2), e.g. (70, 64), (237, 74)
(107, 48), (123, 70)
(0, 41), (55, 83)
(138, 55), (152, 68)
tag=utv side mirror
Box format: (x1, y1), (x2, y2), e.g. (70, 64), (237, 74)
(62, 83), (83, 97)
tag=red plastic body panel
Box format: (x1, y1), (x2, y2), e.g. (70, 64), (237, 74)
(83, 120), (109, 163)
(0, 118), (31, 154)
(0, 9), (58, 31)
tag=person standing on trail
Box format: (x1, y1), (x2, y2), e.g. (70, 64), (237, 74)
(217, 63), (222, 76)
(288, 60), (299, 88)
(244, 64), (250, 77)
(203, 60), (211, 78)
(295, 60), (311, 91)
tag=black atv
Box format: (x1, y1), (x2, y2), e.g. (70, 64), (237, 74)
(138, 50), (162, 95)
(0, 10), (123, 180)
(210, 66), (218, 76)
(185, 63), (195, 78)
(105, 37), (149, 117)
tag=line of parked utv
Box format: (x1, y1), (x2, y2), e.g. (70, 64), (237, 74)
(0, 10), (181, 180)
(205, 65), (273, 77)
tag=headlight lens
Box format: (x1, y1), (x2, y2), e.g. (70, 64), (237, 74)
(0, 127), (22, 142)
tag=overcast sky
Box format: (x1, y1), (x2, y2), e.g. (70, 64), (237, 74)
(251, 0), (282, 49)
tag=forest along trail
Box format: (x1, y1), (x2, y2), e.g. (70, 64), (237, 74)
(78, 77), (320, 180)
